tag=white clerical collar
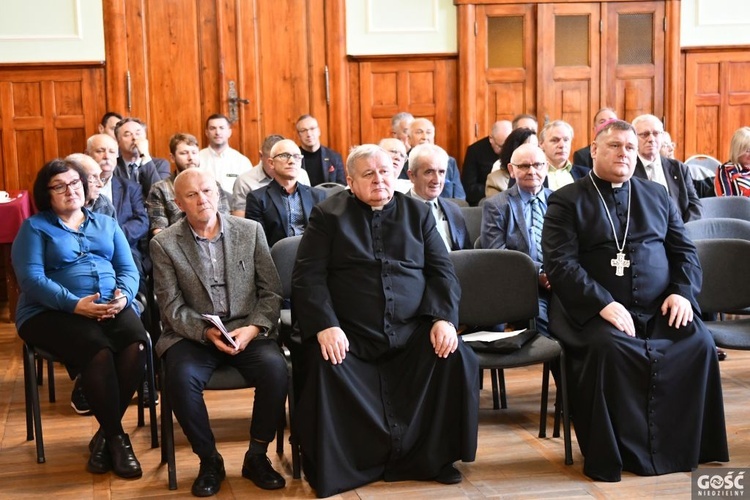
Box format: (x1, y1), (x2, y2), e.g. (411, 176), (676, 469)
(611, 182), (624, 188)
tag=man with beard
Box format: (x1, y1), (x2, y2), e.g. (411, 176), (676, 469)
(147, 133), (230, 236)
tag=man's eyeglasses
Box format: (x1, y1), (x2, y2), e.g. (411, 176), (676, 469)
(48, 178), (83, 194)
(273, 153), (304, 162)
(87, 176), (103, 187)
(510, 162), (547, 171)
(637, 131), (663, 139)
(387, 149), (406, 160)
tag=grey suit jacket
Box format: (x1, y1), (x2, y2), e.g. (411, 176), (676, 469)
(480, 184), (552, 272)
(150, 215), (282, 357)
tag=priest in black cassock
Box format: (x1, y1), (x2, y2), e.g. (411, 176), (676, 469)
(291, 144), (479, 497)
(543, 119), (728, 482)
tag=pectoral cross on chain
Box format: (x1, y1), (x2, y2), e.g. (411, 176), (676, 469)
(611, 252), (630, 277)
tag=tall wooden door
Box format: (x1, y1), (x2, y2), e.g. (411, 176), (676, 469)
(103, 0), (343, 163)
(601, 1), (665, 124)
(537, 3), (601, 152)
(475, 4), (536, 136)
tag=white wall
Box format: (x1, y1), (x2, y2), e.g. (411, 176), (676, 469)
(680, 0), (750, 47)
(345, 0), (749, 56)
(346, 0), (456, 55)
(0, 0), (105, 63)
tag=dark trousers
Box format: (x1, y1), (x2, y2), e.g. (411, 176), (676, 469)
(163, 338), (288, 459)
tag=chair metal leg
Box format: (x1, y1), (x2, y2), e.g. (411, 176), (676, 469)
(24, 345), (34, 441)
(145, 336), (159, 449)
(552, 384), (562, 438)
(538, 362), (550, 438)
(559, 350), (573, 465)
(490, 369), (500, 409)
(46, 359), (55, 403)
(24, 344), (46, 463)
(499, 369), (508, 409)
(160, 363), (178, 490)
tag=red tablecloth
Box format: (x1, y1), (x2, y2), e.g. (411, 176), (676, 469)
(1, 190), (32, 322)
(0, 191), (32, 243)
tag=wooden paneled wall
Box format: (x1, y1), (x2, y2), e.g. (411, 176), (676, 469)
(683, 47), (750, 162)
(0, 65), (105, 191)
(348, 55), (460, 160)
(102, 0), (335, 163)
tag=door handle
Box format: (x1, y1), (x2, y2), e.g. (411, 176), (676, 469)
(227, 81), (249, 123)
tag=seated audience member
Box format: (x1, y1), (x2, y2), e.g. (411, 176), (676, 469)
(67, 153), (115, 218)
(660, 131), (676, 159)
(245, 139), (325, 248)
(150, 168), (287, 496)
(391, 111), (415, 150)
(13, 158), (147, 479)
(544, 119), (728, 482)
(296, 114), (346, 186)
(199, 113), (253, 196)
(98, 111), (123, 138)
(86, 133), (150, 276)
(540, 120), (590, 191)
(400, 118), (466, 200)
(231, 135), (311, 216)
(715, 126), (750, 197)
(481, 143), (551, 334)
(462, 120), (512, 205)
(378, 137), (412, 193)
(573, 108), (618, 168)
(292, 144), (479, 497)
(147, 133), (230, 236)
(631, 114), (702, 222)
(485, 127), (538, 197)
(407, 143), (472, 250)
(114, 117), (170, 198)
(512, 113), (538, 132)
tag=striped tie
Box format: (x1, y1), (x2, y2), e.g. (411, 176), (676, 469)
(530, 196), (544, 260)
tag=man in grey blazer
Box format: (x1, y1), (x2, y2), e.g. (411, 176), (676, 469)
(480, 143), (552, 335)
(406, 143), (472, 251)
(150, 168), (287, 496)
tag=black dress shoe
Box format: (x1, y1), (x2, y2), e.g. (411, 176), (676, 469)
(242, 453), (286, 490)
(86, 431), (111, 474)
(107, 433), (142, 479)
(718, 348), (728, 361)
(434, 463), (462, 485)
(192, 453), (225, 497)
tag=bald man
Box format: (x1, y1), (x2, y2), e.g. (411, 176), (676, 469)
(245, 139), (326, 248)
(462, 120), (512, 205)
(400, 118), (466, 200)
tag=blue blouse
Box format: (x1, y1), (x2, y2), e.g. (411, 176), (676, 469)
(11, 208), (139, 328)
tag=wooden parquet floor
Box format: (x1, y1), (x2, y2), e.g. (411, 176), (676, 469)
(1, 302), (748, 499)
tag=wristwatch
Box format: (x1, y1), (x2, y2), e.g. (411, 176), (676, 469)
(433, 318), (456, 331)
